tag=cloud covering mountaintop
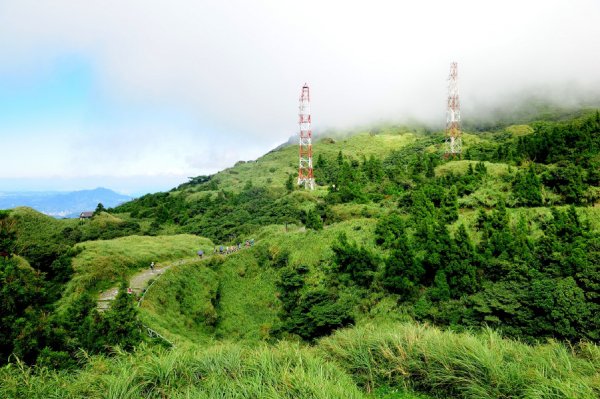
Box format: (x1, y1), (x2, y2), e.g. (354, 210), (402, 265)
(1, 0), (599, 192)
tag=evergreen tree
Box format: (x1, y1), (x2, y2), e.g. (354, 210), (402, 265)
(412, 153), (425, 175)
(441, 186), (459, 224)
(467, 163), (475, 176)
(475, 161), (487, 175)
(543, 164), (586, 204)
(316, 153), (326, 169)
(62, 292), (102, 352)
(304, 209), (323, 230)
(426, 157), (436, 178)
(93, 203), (105, 215)
(276, 265), (352, 340)
(410, 190), (437, 222)
(429, 271), (450, 301)
(332, 233), (379, 288)
(444, 224), (478, 297)
(382, 233), (422, 296)
(363, 155), (384, 182)
(418, 222), (452, 285)
(101, 283), (143, 350)
(512, 165), (542, 206)
(374, 213), (405, 248)
(277, 265), (308, 316)
(0, 257), (47, 364)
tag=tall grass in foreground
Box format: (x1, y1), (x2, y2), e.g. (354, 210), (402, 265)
(319, 322), (600, 399)
(1, 323), (597, 398)
(0, 343), (365, 399)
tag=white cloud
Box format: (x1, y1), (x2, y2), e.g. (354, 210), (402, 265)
(0, 0), (599, 190)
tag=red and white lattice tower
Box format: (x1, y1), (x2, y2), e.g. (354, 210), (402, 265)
(298, 83), (315, 189)
(444, 62), (462, 157)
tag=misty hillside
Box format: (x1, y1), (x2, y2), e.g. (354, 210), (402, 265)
(1, 110), (600, 399)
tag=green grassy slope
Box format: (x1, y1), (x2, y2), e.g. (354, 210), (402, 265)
(10, 206), (77, 252)
(138, 219), (380, 343)
(61, 234), (213, 307)
(138, 259), (219, 344)
(193, 131), (420, 193)
(212, 251), (280, 341)
(321, 322), (600, 398)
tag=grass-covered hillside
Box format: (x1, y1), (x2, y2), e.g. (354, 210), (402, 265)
(112, 110), (600, 339)
(1, 110), (599, 398)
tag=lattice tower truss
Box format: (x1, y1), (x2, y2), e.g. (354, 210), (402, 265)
(298, 83), (315, 189)
(445, 62), (462, 157)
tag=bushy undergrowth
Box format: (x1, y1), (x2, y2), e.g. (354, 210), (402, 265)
(320, 322), (600, 399)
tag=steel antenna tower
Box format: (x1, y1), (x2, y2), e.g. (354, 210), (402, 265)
(297, 83), (315, 190)
(444, 62), (462, 157)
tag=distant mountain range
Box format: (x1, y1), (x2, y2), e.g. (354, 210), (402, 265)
(0, 187), (132, 218)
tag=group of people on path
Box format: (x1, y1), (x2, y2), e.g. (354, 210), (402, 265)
(214, 239), (254, 255)
(148, 238), (255, 273)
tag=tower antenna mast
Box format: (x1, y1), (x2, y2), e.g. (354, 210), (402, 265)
(444, 62), (462, 157)
(298, 83), (315, 189)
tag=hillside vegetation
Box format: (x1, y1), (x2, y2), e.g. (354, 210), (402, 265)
(1, 110), (599, 398)
(113, 111), (600, 342)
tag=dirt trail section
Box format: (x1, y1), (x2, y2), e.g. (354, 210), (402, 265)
(96, 244), (254, 311)
(96, 257), (198, 311)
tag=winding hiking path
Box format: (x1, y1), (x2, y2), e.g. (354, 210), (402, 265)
(97, 257), (200, 310)
(96, 245), (253, 311)
(95, 244), (254, 347)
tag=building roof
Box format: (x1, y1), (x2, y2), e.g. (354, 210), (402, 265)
(80, 211), (94, 218)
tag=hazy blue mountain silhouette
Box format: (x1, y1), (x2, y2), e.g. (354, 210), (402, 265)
(0, 187), (131, 218)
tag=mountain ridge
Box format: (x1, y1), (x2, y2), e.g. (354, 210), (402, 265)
(0, 187), (131, 218)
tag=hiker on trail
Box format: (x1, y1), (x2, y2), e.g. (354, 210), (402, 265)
(150, 261), (155, 272)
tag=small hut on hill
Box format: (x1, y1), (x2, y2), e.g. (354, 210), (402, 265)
(79, 211), (94, 220)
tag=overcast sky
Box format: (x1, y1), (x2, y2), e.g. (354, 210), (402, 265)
(0, 0), (599, 195)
